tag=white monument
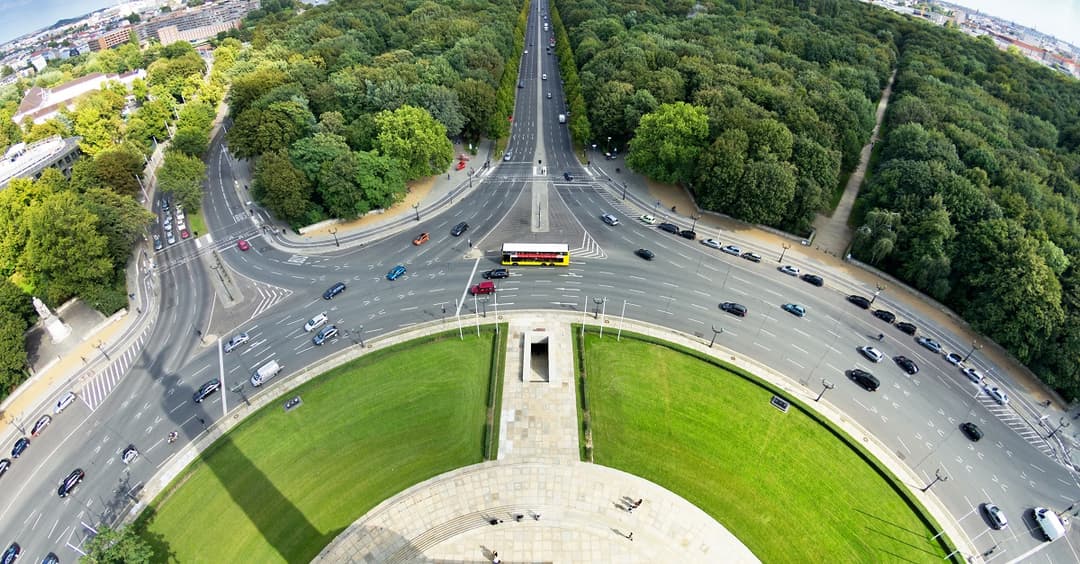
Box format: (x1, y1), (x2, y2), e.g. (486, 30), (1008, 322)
(33, 297), (71, 343)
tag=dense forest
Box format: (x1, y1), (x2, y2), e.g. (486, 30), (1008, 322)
(556, 0), (899, 234)
(223, 0), (525, 226)
(852, 26), (1080, 398)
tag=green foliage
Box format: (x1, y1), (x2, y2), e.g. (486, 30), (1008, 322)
(82, 188), (155, 268)
(252, 150), (312, 224)
(146, 52), (205, 101)
(82, 524), (155, 564)
(82, 146), (145, 197)
(0, 311), (27, 394)
(373, 105), (453, 181)
(157, 152), (207, 212)
(171, 126), (209, 157)
(627, 102), (709, 185)
(20, 191), (114, 305)
(0, 278), (33, 325)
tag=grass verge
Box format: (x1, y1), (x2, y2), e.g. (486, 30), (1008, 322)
(139, 329), (499, 563)
(577, 329), (957, 563)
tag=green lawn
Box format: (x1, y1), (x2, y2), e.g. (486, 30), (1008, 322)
(140, 331), (498, 563)
(579, 334), (953, 563)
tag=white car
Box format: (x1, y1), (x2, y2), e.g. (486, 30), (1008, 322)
(600, 213), (619, 226)
(984, 385), (1009, 405)
(779, 265), (800, 276)
(961, 367), (984, 383)
(721, 245), (741, 256)
(54, 391), (77, 414)
(223, 332), (250, 353)
(639, 214), (657, 225)
(857, 346), (884, 363)
(701, 238), (722, 249)
(121, 445), (139, 464)
(944, 352), (964, 365)
(304, 312), (328, 332)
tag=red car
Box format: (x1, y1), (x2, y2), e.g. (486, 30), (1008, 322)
(237, 239), (250, 251)
(180, 229), (190, 239)
(455, 160), (466, 171)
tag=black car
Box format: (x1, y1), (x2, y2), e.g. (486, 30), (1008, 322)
(657, 223), (679, 234)
(57, 468), (85, 498)
(847, 295), (871, 309)
(10, 437), (29, 459)
(193, 379), (221, 403)
(740, 252), (762, 263)
(720, 302), (748, 317)
(893, 355), (918, 375)
(679, 230), (696, 240)
(847, 369), (880, 392)
(800, 273), (824, 287)
(563, 172), (574, 181)
(42, 553), (59, 564)
(450, 221), (469, 236)
(872, 309), (896, 323)
(1, 543), (18, 564)
(483, 268), (509, 279)
(635, 248), (655, 261)
(0, 458), (9, 478)
(960, 422), (983, 442)
(322, 282), (346, 300)
(895, 321), (917, 335)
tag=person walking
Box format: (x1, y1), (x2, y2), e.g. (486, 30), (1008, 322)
(492, 551), (501, 564)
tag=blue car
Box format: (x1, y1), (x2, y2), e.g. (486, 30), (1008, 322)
(11, 437), (29, 458)
(1, 542), (19, 564)
(386, 265), (407, 281)
(781, 303), (806, 318)
(312, 325), (338, 346)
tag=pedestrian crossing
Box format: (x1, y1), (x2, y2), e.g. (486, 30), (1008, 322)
(570, 235), (606, 260)
(978, 395), (1056, 458)
(249, 281), (294, 320)
(80, 324), (152, 411)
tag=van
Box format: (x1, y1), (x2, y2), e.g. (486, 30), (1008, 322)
(542, 73), (547, 80)
(470, 281), (496, 295)
(1034, 507), (1066, 541)
(250, 360), (282, 387)
(558, 114), (566, 124)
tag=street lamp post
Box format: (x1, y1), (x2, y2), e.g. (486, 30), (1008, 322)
(691, 215), (700, 232)
(963, 340), (982, 363)
(95, 341), (110, 360)
(593, 297), (606, 319)
(328, 227), (340, 247)
(413, 203), (421, 222)
(357, 325), (365, 348)
(607, 136), (612, 152)
(869, 283), (886, 305)
(709, 325), (724, 348)
(778, 243), (790, 263)
(1047, 417), (1070, 439)
(815, 379), (835, 402)
(622, 182), (628, 201)
(920, 468), (949, 492)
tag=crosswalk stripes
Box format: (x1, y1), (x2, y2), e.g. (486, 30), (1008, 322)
(80, 326), (151, 411)
(249, 281), (294, 320)
(571, 234), (606, 260)
(981, 398), (1056, 457)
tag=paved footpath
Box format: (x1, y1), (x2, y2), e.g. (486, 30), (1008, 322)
(316, 315), (758, 563)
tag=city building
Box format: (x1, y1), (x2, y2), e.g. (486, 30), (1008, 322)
(89, 26), (135, 51)
(12, 69), (147, 125)
(0, 136), (82, 189)
(137, 0), (260, 46)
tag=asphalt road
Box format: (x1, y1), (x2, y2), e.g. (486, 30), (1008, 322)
(1, 4), (1077, 562)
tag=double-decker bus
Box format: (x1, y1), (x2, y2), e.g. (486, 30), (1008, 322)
(500, 243), (570, 266)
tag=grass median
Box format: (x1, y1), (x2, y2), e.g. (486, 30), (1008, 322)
(578, 332), (954, 563)
(139, 330), (500, 563)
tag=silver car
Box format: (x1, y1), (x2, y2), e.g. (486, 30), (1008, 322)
(223, 332), (250, 353)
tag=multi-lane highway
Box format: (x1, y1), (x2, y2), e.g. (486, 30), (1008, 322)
(1, 2), (1077, 562)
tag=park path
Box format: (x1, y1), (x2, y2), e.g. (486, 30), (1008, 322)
(810, 69), (897, 258)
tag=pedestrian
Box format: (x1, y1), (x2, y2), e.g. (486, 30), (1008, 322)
(447, 173), (451, 180)
(492, 551), (500, 564)
(627, 504), (633, 514)
(533, 513), (541, 520)
(634, 498), (643, 508)
(627, 532), (633, 541)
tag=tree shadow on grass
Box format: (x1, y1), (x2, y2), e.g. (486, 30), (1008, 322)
(854, 507), (937, 539)
(861, 524), (946, 559)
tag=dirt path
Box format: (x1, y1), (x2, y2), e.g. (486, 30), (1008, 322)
(303, 177), (436, 238)
(811, 69), (897, 257)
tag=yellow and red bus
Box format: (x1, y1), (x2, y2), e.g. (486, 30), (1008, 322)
(500, 243), (570, 266)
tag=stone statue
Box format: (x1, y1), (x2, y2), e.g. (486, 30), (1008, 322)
(32, 296), (52, 319)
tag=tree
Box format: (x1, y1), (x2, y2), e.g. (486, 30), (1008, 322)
(289, 133), (351, 182)
(227, 101), (314, 160)
(0, 278), (33, 325)
(81, 524), (154, 564)
(454, 79), (496, 140)
(171, 126), (209, 157)
(373, 105), (453, 181)
(316, 152), (368, 219)
(83, 188), (154, 267)
(626, 102), (709, 185)
(88, 147), (145, 197)
(0, 311), (27, 393)
(252, 151), (312, 224)
(157, 152), (206, 211)
(20, 191), (113, 304)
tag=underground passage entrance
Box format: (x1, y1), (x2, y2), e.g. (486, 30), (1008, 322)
(523, 330), (550, 382)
